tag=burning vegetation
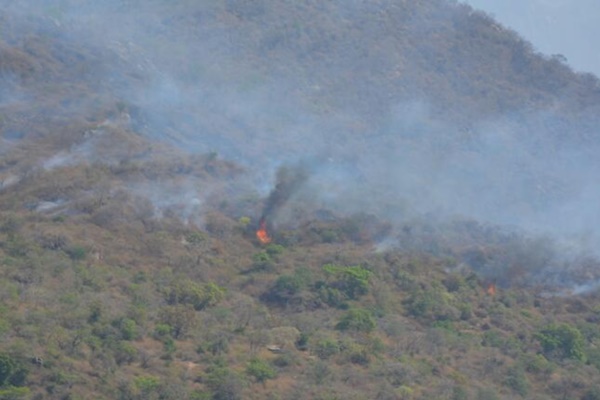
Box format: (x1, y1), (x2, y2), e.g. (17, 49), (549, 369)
(256, 218), (272, 244)
(254, 165), (308, 245)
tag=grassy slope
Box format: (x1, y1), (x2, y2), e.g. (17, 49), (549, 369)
(2, 133), (600, 399)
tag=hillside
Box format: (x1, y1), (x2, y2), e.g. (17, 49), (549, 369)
(2, 1), (600, 399)
(463, 0), (600, 77)
(3, 0), (600, 240)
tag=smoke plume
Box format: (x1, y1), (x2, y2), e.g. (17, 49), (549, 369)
(261, 165), (308, 221)
(3, 1), (600, 290)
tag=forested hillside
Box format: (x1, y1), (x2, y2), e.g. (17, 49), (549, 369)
(2, 1), (600, 399)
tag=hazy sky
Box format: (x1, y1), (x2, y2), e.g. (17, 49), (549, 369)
(462, 0), (600, 76)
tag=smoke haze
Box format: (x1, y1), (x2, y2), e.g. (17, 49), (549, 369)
(2, 0), (600, 274)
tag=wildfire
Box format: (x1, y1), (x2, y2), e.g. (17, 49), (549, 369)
(256, 218), (272, 245)
(486, 283), (496, 296)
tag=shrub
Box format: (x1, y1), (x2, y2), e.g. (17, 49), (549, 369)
(205, 361), (245, 400)
(443, 274), (465, 292)
(158, 305), (197, 339)
(238, 216), (251, 227)
(272, 353), (296, 368)
(154, 323), (172, 340)
(246, 358), (276, 384)
(115, 317), (139, 341)
(315, 284), (348, 309)
(336, 308), (376, 333)
(134, 375), (161, 396)
(404, 287), (458, 321)
(263, 274), (304, 306)
(115, 342), (138, 365)
(535, 323), (586, 362)
(0, 353), (27, 387)
(344, 343), (370, 366)
(0, 386), (29, 399)
(186, 231), (207, 245)
(482, 330), (504, 348)
(265, 243), (285, 256)
(251, 251), (274, 271)
(503, 365), (529, 396)
(314, 338), (340, 360)
(323, 264), (371, 300)
(205, 335), (230, 356)
(163, 337), (176, 357)
(521, 353), (554, 375)
(65, 245), (87, 260)
(295, 332), (309, 351)
(165, 280), (225, 310)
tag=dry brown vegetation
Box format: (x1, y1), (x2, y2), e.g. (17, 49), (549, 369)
(2, 137), (600, 399)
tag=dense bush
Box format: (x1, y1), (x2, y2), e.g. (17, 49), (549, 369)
(205, 360), (245, 400)
(165, 280), (225, 310)
(503, 365), (529, 396)
(404, 285), (459, 321)
(335, 308), (376, 333)
(262, 272), (308, 306)
(313, 337), (340, 360)
(0, 353), (27, 387)
(251, 251), (275, 271)
(535, 323), (586, 362)
(245, 358), (276, 384)
(322, 264), (371, 300)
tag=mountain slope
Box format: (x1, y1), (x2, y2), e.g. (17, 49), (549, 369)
(2, 1), (600, 399)
(3, 0), (600, 240)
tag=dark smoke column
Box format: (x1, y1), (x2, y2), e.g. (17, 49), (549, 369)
(261, 165), (308, 221)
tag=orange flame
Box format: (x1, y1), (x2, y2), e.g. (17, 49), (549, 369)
(256, 218), (272, 244)
(486, 283), (496, 296)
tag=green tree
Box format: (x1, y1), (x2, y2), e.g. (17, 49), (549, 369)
(165, 280), (225, 311)
(246, 358), (276, 384)
(133, 375), (161, 400)
(323, 264), (371, 300)
(263, 274), (304, 306)
(314, 338), (340, 360)
(503, 365), (529, 396)
(251, 251), (274, 271)
(265, 243), (285, 256)
(114, 317), (139, 340)
(0, 354), (27, 387)
(158, 305), (197, 339)
(404, 285), (459, 321)
(535, 323), (586, 362)
(335, 308), (376, 333)
(205, 361), (245, 400)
